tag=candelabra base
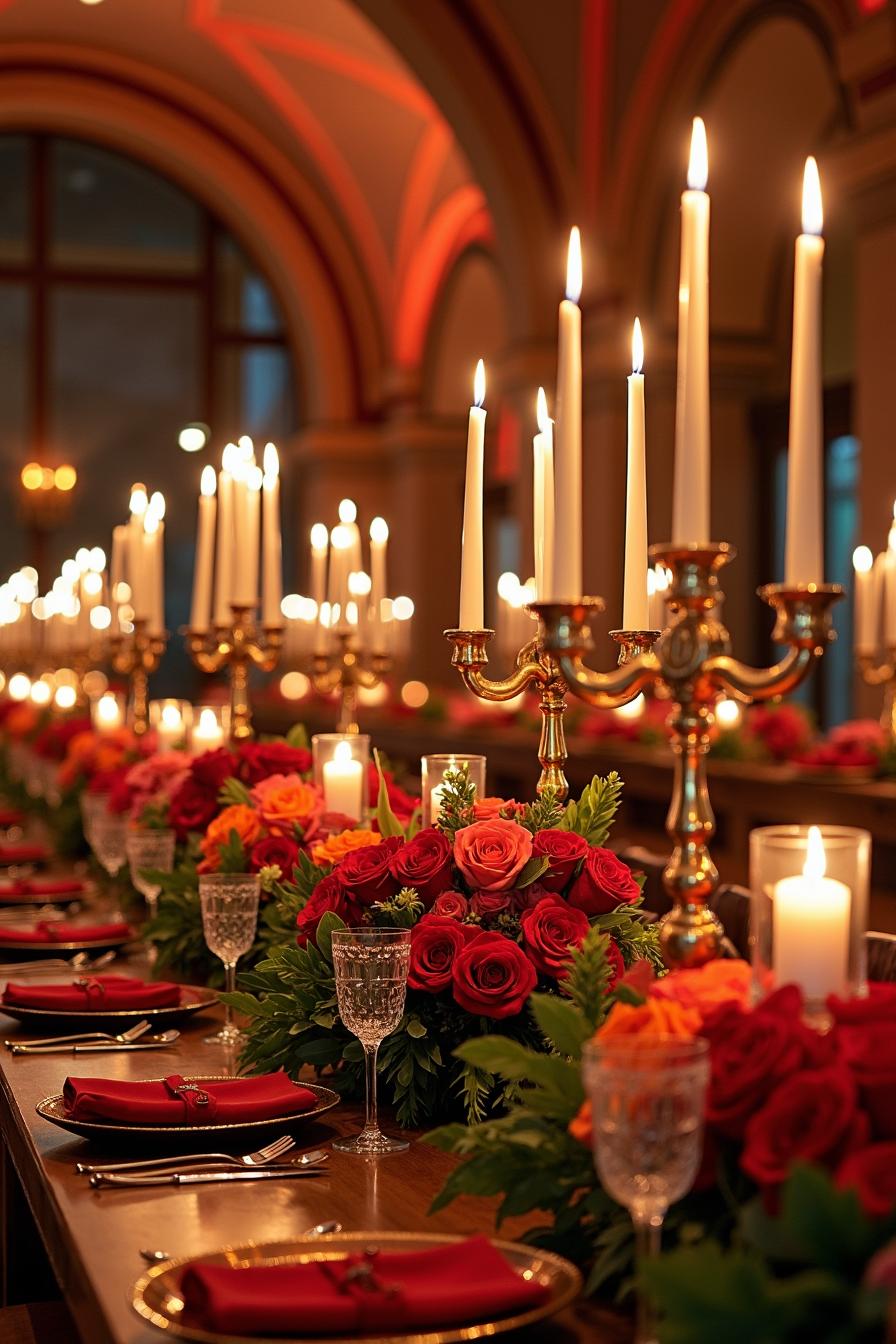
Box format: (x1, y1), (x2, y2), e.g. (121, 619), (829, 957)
(187, 607), (282, 742)
(310, 633), (391, 734)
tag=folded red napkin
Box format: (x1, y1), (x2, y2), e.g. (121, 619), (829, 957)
(63, 1070), (317, 1125)
(0, 921), (130, 945)
(0, 808), (24, 827)
(180, 1236), (549, 1336)
(0, 878), (85, 901)
(3, 975), (181, 1011)
(0, 844), (47, 865)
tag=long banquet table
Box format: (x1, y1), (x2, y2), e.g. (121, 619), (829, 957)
(0, 975), (625, 1344)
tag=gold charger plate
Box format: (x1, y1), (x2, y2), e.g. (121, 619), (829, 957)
(35, 1075), (340, 1144)
(131, 1231), (582, 1344)
(0, 932), (132, 956)
(1, 985), (218, 1031)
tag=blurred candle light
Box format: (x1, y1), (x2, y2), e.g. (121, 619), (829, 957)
(191, 466), (217, 633)
(623, 318), (649, 629)
(261, 443), (282, 626)
(533, 388), (555, 601)
(554, 228), (582, 597)
(852, 545), (876, 655)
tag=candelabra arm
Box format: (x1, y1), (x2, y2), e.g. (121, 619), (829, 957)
(556, 650), (661, 710)
(704, 645), (814, 702)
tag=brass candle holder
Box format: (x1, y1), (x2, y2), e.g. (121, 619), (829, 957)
(534, 543), (842, 969)
(187, 605), (283, 742)
(857, 650), (896, 744)
(108, 618), (168, 736)
(310, 630), (391, 735)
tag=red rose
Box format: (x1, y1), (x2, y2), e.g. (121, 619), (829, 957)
(453, 819), (533, 892)
(190, 748), (237, 791)
(168, 777), (219, 841)
(389, 828), (453, 907)
(471, 891), (512, 919)
(431, 891), (469, 920)
(568, 847), (640, 916)
(511, 882), (551, 913)
(532, 829), (588, 893)
(238, 741), (312, 786)
(837, 1143), (896, 1218)
(336, 836), (404, 906)
(606, 938), (624, 990)
(295, 876), (364, 947)
(408, 915), (472, 992)
(250, 834), (299, 877)
(837, 1021), (896, 1139)
(741, 1067), (867, 1191)
(701, 996), (828, 1140)
(520, 896), (589, 978)
(829, 983), (896, 1026)
(451, 930), (537, 1019)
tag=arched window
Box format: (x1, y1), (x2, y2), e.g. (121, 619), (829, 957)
(0, 132), (297, 624)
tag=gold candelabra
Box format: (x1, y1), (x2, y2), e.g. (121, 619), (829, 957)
(310, 630), (391, 734)
(533, 543), (842, 968)
(857, 651), (896, 745)
(108, 618), (168, 736)
(187, 606), (283, 741)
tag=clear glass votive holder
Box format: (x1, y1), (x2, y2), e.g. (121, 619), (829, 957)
(749, 824), (870, 1014)
(190, 704), (230, 754)
(150, 699), (192, 752)
(313, 733), (370, 822)
(91, 691), (126, 735)
(421, 754), (486, 826)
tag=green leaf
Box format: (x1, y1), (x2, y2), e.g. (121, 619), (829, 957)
(373, 748), (405, 839)
(314, 911), (345, 963)
(561, 773), (623, 846)
(563, 925), (612, 1029)
(286, 722), (310, 750)
(528, 992), (592, 1059)
(514, 855), (551, 889)
(218, 776), (252, 808)
(218, 827), (247, 874)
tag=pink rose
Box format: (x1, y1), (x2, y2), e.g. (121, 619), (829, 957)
(453, 819), (533, 893)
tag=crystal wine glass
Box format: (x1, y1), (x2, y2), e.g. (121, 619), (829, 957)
(90, 816), (129, 880)
(583, 1036), (710, 1344)
(331, 927), (411, 1156)
(199, 874), (260, 1047)
(80, 792), (110, 851)
(126, 829), (176, 962)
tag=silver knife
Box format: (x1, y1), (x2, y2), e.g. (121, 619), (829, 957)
(11, 1041), (175, 1055)
(91, 1167), (328, 1189)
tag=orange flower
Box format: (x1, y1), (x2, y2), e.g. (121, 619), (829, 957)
(5, 703), (38, 740)
(250, 774), (323, 839)
(200, 804), (262, 870)
(649, 958), (752, 1024)
(568, 1098), (593, 1147)
(312, 828), (381, 867)
(597, 996), (701, 1041)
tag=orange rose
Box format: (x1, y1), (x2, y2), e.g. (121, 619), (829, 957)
(597, 996), (701, 1041)
(250, 774), (323, 839)
(312, 828), (381, 867)
(568, 1098), (593, 1147)
(649, 958), (752, 1024)
(200, 804), (263, 870)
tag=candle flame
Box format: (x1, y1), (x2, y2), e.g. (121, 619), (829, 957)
(129, 484), (148, 516)
(803, 825), (826, 881)
(853, 545), (873, 574)
(246, 465), (264, 492)
(565, 227), (582, 304)
(197, 706), (217, 732)
(370, 516), (389, 544)
(310, 522), (328, 550)
(536, 386), (550, 433)
(331, 524), (352, 551)
(148, 490), (165, 521)
(200, 465), (216, 497)
(631, 317), (644, 374)
(687, 117), (708, 191)
(338, 498), (357, 524)
(334, 739), (353, 765)
(474, 358), (485, 408)
(263, 442), (279, 478)
(802, 157), (823, 236)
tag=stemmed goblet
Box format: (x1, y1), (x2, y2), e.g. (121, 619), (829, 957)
(583, 1036), (710, 1344)
(198, 874), (260, 1048)
(126, 828), (176, 962)
(331, 927), (411, 1155)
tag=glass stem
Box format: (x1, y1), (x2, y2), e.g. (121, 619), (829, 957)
(631, 1207), (664, 1344)
(224, 961), (236, 1035)
(362, 1042), (380, 1137)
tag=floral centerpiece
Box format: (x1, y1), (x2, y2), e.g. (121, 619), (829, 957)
(228, 767), (662, 1126)
(429, 948), (896, 1341)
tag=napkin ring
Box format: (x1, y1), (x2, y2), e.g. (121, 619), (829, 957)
(73, 978), (106, 1004)
(164, 1076), (214, 1122)
(330, 1250), (401, 1301)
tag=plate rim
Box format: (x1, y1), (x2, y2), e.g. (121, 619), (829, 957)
(0, 986), (218, 1025)
(0, 934), (132, 952)
(130, 1230), (583, 1344)
(36, 1075), (341, 1137)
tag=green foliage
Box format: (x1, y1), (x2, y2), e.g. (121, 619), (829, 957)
(558, 772), (624, 846)
(218, 776), (252, 808)
(562, 924), (615, 1027)
(518, 787), (566, 834)
(285, 722), (309, 750)
(217, 827), (247, 874)
(432, 764), (476, 837)
(372, 887), (424, 928)
(373, 748), (406, 839)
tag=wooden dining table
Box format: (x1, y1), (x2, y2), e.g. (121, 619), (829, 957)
(0, 964), (627, 1344)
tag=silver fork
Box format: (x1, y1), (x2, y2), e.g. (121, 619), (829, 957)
(0, 950), (116, 976)
(5, 1020), (151, 1051)
(77, 1133), (297, 1177)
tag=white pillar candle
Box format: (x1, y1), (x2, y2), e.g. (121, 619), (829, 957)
(852, 545), (875, 655)
(191, 705), (225, 753)
(328, 524), (353, 630)
(624, 318), (649, 629)
(310, 523), (329, 655)
(95, 692), (124, 735)
(322, 738), (364, 820)
(773, 825), (850, 1001)
(533, 388), (555, 601)
(110, 525), (126, 620)
(155, 702), (185, 750)
(261, 443), (282, 626)
(784, 157), (825, 586)
(672, 118), (710, 543)
(459, 359), (486, 628)
(145, 492), (166, 636)
(233, 464), (262, 611)
(884, 520), (896, 648)
(873, 549), (888, 649)
(369, 516), (388, 652)
(214, 452), (235, 626)
(338, 500), (362, 578)
(128, 484), (148, 619)
(190, 466), (217, 633)
(554, 228), (582, 597)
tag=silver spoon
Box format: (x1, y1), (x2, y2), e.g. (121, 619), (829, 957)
(139, 1220), (343, 1264)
